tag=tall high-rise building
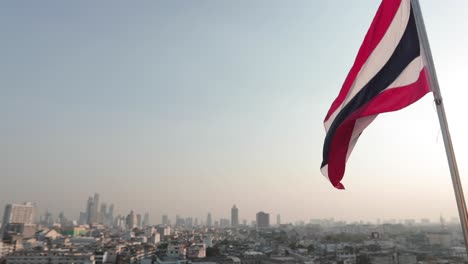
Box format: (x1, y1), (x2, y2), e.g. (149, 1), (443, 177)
(100, 203), (107, 215)
(126, 211), (137, 229)
(108, 204), (114, 218)
(162, 215), (169, 225)
(276, 214), (281, 226)
(231, 205), (239, 227)
(107, 204), (115, 227)
(256, 211), (270, 228)
(85, 194), (101, 225)
(93, 193), (100, 208)
(206, 213), (212, 227)
(99, 203), (107, 224)
(58, 212), (66, 226)
(42, 211), (53, 226)
(78, 212), (87, 225)
(85, 197), (94, 224)
(115, 215), (126, 229)
(1, 202), (36, 229)
(185, 217), (193, 228)
(220, 218), (230, 228)
(143, 213), (150, 226)
(92, 193), (100, 223)
(137, 214), (142, 228)
(175, 215), (185, 227)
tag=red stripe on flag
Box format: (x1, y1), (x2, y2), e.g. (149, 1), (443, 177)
(357, 70), (430, 117)
(325, 0), (402, 122)
(326, 68), (430, 189)
(328, 119), (356, 189)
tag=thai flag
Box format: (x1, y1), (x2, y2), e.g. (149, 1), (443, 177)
(321, 0), (431, 189)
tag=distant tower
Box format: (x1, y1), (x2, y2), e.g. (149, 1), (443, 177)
(137, 214), (142, 228)
(126, 210), (137, 229)
(143, 213), (150, 226)
(207, 213), (213, 227)
(92, 193), (100, 223)
(58, 212), (66, 226)
(44, 211), (53, 226)
(162, 215), (169, 225)
(109, 204), (114, 216)
(1, 202), (37, 237)
(185, 217), (193, 228)
(231, 205), (239, 227)
(175, 215), (184, 227)
(86, 197), (94, 224)
(440, 214), (447, 230)
(256, 211), (270, 228)
(85, 193), (101, 224)
(100, 203), (107, 224)
(276, 214), (281, 226)
(108, 204), (115, 226)
(1, 202), (36, 229)
(100, 203), (107, 215)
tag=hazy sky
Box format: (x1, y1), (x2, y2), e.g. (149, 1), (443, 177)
(2, 0), (468, 224)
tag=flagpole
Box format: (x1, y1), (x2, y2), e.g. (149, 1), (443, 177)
(411, 0), (468, 254)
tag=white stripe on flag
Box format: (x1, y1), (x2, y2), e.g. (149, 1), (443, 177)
(345, 55), (424, 164)
(325, 0), (411, 131)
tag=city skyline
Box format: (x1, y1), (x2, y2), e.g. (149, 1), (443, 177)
(0, 194), (459, 226)
(3, 1), (468, 224)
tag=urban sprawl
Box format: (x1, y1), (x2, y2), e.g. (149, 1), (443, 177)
(0, 194), (466, 264)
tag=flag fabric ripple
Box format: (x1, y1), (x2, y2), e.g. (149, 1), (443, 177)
(321, 0), (430, 189)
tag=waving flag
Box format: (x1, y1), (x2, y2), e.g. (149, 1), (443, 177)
(321, 0), (431, 189)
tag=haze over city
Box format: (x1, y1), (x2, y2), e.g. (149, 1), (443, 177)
(3, 0), (468, 224)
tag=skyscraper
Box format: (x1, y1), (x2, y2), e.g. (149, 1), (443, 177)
(79, 212), (87, 225)
(206, 213), (212, 227)
(85, 197), (94, 224)
(126, 211), (137, 229)
(1, 202), (37, 236)
(231, 205), (239, 227)
(276, 214), (281, 226)
(185, 217), (193, 228)
(137, 214), (142, 228)
(108, 204), (114, 217)
(99, 203), (107, 224)
(143, 213), (149, 226)
(58, 212), (66, 226)
(220, 218), (230, 228)
(1, 202), (36, 228)
(107, 204), (115, 227)
(175, 215), (185, 227)
(42, 211), (53, 226)
(92, 193), (100, 223)
(256, 211), (269, 228)
(85, 194), (101, 225)
(100, 203), (107, 215)
(162, 215), (169, 225)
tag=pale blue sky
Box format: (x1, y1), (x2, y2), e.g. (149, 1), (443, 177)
(2, 1), (468, 223)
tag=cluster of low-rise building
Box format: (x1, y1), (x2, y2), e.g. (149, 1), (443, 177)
(1, 199), (468, 263)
